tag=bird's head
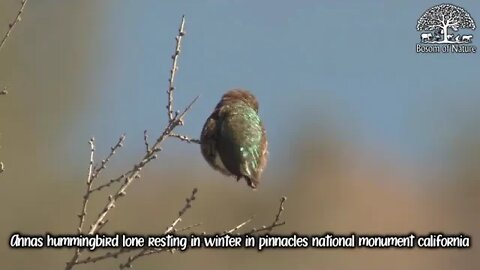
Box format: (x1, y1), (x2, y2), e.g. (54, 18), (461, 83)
(218, 89), (259, 112)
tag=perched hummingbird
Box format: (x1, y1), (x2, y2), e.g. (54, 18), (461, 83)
(200, 89), (268, 189)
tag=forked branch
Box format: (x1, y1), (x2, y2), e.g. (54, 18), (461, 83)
(65, 15), (286, 270)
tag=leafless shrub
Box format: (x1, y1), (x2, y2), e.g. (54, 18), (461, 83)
(64, 16), (286, 270)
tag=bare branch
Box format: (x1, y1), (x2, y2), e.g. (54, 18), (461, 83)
(0, 0), (29, 52)
(120, 246), (179, 268)
(91, 134), (126, 181)
(120, 188), (199, 269)
(120, 195), (288, 269)
(86, 93), (197, 240)
(79, 138), (96, 232)
(169, 133), (200, 144)
(175, 95), (199, 126)
(65, 14), (286, 270)
(74, 249), (131, 265)
(67, 135), (126, 269)
(143, 130), (150, 153)
(87, 165), (147, 235)
(249, 197), (287, 234)
(166, 15), (186, 121)
(90, 171), (131, 192)
(224, 197), (287, 235)
(67, 125), (177, 270)
(265, 196), (287, 233)
(173, 222), (202, 233)
(96, 219), (109, 233)
(67, 138), (96, 269)
(225, 217), (253, 234)
(78, 135), (127, 193)
(76, 219), (202, 264)
(165, 188), (198, 234)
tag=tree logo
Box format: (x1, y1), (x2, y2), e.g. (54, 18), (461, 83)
(416, 3), (476, 53)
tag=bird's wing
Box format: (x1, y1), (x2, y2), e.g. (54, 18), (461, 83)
(218, 104), (265, 186)
(200, 111), (231, 176)
(200, 116), (216, 159)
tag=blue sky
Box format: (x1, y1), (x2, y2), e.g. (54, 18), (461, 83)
(71, 0), (480, 172)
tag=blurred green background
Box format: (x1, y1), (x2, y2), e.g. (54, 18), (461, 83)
(0, 0), (479, 269)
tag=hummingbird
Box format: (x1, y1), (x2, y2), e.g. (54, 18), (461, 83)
(200, 89), (268, 189)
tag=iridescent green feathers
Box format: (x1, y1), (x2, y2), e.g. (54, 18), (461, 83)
(200, 89), (268, 189)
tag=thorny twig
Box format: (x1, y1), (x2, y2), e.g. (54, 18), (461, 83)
(225, 218), (254, 234)
(1, 0), (30, 172)
(72, 188), (200, 267)
(69, 136), (126, 266)
(81, 135), (126, 192)
(65, 15), (197, 270)
(69, 138), (96, 265)
(119, 196), (287, 269)
(65, 15), (287, 270)
(83, 56), (199, 240)
(167, 15), (186, 121)
(0, 0), (29, 52)
(0, 90), (5, 171)
(249, 197), (287, 234)
(225, 197), (287, 236)
(78, 138), (96, 234)
(74, 249), (130, 265)
(91, 135), (126, 180)
(119, 188), (198, 269)
(69, 192), (288, 269)
(174, 223), (202, 233)
(169, 133), (200, 144)
(143, 130), (150, 153)
(165, 188), (198, 234)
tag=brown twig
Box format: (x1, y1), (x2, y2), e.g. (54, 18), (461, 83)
(249, 196), (287, 234)
(86, 117), (210, 236)
(169, 133), (200, 144)
(0, 0), (27, 170)
(91, 135), (125, 180)
(119, 188), (198, 269)
(247, 221), (287, 235)
(77, 135), (126, 231)
(78, 138), (96, 233)
(90, 171), (131, 192)
(166, 15), (186, 121)
(165, 188), (198, 233)
(84, 92), (197, 237)
(65, 14), (287, 270)
(225, 217), (254, 234)
(67, 138), (96, 268)
(225, 197), (287, 235)
(66, 135), (127, 268)
(74, 249), (131, 265)
(70, 194), (287, 269)
(65, 16), (196, 270)
(71, 208), (202, 268)
(143, 130), (150, 153)
(120, 196), (287, 269)
(173, 222), (202, 233)
(0, 0), (29, 52)
(267, 196), (287, 233)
